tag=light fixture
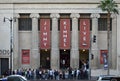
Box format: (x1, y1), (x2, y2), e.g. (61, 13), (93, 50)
(64, 49), (66, 51)
(45, 49), (47, 51)
(83, 49), (85, 52)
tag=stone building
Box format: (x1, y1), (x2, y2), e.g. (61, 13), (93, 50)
(0, 0), (120, 76)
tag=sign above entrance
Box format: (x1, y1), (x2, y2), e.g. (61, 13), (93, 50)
(80, 19), (90, 49)
(60, 19), (70, 49)
(40, 19), (50, 49)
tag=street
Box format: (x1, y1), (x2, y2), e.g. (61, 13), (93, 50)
(29, 80), (96, 81)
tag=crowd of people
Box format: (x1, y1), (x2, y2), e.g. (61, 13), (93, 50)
(3, 60), (89, 80)
(4, 67), (89, 80)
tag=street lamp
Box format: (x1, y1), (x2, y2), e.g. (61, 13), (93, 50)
(3, 17), (14, 71)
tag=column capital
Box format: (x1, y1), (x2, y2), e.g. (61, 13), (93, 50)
(70, 13), (80, 18)
(111, 14), (117, 19)
(14, 13), (20, 18)
(50, 13), (60, 18)
(90, 13), (100, 18)
(30, 13), (40, 18)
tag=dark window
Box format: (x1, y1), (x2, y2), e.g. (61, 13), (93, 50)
(8, 77), (21, 81)
(19, 18), (32, 31)
(98, 18), (112, 31)
(101, 77), (110, 80)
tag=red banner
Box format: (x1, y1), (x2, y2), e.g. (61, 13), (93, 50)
(80, 19), (90, 49)
(40, 19), (50, 49)
(22, 49), (30, 64)
(100, 50), (108, 64)
(60, 19), (70, 49)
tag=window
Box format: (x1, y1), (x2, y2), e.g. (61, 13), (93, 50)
(19, 18), (32, 31)
(98, 14), (112, 31)
(19, 14), (32, 31)
(98, 18), (107, 31)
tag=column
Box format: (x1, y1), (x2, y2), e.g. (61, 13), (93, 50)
(30, 13), (40, 69)
(90, 13), (100, 69)
(50, 13), (60, 69)
(13, 13), (20, 69)
(111, 14), (117, 69)
(70, 13), (80, 69)
(117, 14), (120, 74)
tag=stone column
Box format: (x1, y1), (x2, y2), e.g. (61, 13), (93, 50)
(111, 14), (117, 69)
(50, 13), (60, 69)
(117, 14), (120, 74)
(90, 13), (100, 69)
(70, 13), (80, 69)
(30, 13), (40, 69)
(13, 13), (20, 69)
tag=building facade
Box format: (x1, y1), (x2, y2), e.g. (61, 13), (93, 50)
(0, 0), (120, 76)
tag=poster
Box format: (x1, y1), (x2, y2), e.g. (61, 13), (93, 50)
(22, 49), (30, 64)
(100, 50), (108, 69)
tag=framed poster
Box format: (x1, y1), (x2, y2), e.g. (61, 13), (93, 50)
(22, 49), (30, 64)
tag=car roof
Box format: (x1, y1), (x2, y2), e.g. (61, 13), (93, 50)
(99, 75), (120, 78)
(8, 75), (27, 80)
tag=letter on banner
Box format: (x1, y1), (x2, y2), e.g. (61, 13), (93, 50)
(60, 19), (70, 49)
(80, 19), (90, 49)
(40, 19), (50, 49)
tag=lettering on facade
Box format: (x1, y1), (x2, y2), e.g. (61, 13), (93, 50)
(82, 21), (87, 45)
(63, 21), (68, 47)
(0, 49), (10, 55)
(43, 21), (48, 46)
(60, 19), (70, 49)
(80, 19), (90, 49)
(40, 19), (50, 49)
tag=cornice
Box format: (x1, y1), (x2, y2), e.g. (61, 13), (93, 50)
(1, 0), (120, 4)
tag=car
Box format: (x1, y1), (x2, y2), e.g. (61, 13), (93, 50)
(0, 75), (27, 81)
(97, 75), (120, 81)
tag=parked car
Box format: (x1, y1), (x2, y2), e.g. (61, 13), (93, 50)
(97, 75), (120, 81)
(0, 75), (27, 81)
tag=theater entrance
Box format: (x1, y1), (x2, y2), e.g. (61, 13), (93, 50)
(79, 49), (89, 69)
(40, 49), (50, 69)
(60, 50), (70, 69)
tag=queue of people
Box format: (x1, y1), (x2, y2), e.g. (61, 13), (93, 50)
(4, 67), (89, 80)
(3, 59), (89, 80)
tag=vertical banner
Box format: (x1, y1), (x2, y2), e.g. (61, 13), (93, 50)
(100, 50), (108, 69)
(22, 49), (30, 64)
(80, 19), (90, 49)
(60, 19), (70, 49)
(40, 19), (50, 49)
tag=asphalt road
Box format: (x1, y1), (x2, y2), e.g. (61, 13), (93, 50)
(29, 80), (96, 81)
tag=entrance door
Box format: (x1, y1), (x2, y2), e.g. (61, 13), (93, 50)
(79, 49), (89, 69)
(40, 49), (50, 69)
(60, 50), (70, 69)
(0, 58), (9, 75)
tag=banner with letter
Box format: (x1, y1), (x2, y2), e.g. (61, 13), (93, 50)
(40, 19), (50, 49)
(80, 19), (90, 49)
(22, 49), (30, 64)
(60, 19), (70, 49)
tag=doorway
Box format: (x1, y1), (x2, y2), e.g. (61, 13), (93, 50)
(0, 58), (9, 76)
(60, 50), (70, 69)
(79, 49), (89, 69)
(40, 49), (50, 69)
